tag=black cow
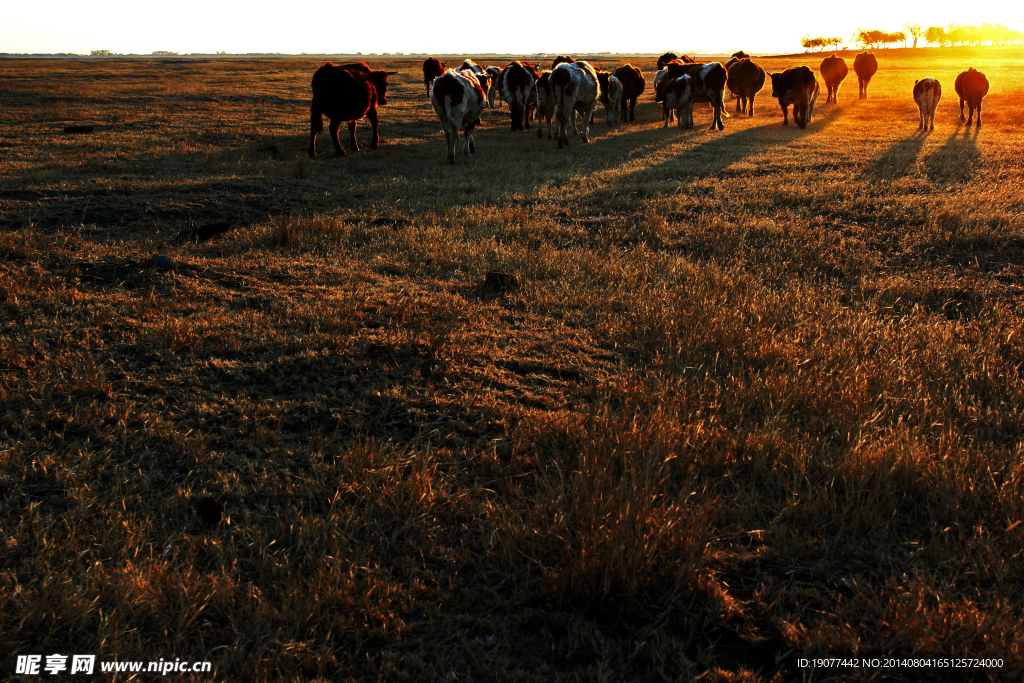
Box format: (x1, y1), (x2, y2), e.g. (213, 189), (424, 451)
(613, 64), (645, 122)
(955, 67), (990, 127)
(770, 66), (819, 129)
(309, 62), (397, 158)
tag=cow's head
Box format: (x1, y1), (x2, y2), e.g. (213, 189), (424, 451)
(372, 70), (398, 105)
(769, 72), (781, 98)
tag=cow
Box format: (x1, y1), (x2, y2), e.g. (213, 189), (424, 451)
(431, 69), (487, 164)
(423, 57), (446, 95)
(552, 55), (575, 69)
(535, 71), (556, 138)
(613, 64), (645, 122)
(819, 54), (848, 104)
(485, 66), (504, 108)
(913, 78), (941, 132)
(550, 61), (600, 148)
(854, 52), (878, 99)
(656, 61), (729, 130)
(596, 71), (623, 125)
(660, 74), (693, 129)
(726, 57), (765, 115)
(456, 59), (491, 102)
(770, 66), (819, 129)
(502, 61), (541, 131)
(308, 62), (397, 159)
(955, 67), (989, 127)
(657, 53), (679, 70)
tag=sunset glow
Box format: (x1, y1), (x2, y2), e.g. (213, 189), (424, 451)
(3, 0), (1023, 55)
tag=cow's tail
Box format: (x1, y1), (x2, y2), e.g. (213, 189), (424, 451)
(445, 95), (455, 128)
(718, 90), (731, 118)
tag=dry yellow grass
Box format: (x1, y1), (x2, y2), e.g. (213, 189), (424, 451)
(1, 47), (1023, 681)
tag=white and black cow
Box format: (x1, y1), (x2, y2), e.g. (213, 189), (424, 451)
(550, 61), (600, 148)
(535, 70), (556, 139)
(656, 61), (729, 131)
(430, 69), (487, 164)
(914, 78), (941, 132)
(653, 67), (674, 123)
(596, 71), (623, 125)
(485, 66), (504, 108)
(456, 59), (491, 104)
(501, 61), (540, 131)
(661, 74), (693, 129)
(770, 66), (819, 129)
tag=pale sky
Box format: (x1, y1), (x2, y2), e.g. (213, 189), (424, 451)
(2, 1), (1021, 55)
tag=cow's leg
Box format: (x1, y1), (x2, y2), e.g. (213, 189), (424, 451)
(959, 98), (966, 123)
(464, 123), (476, 155)
(966, 104), (974, 126)
(309, 103), (324, 159)
(976, 101), (982, 127)
(346, 120), (359, 152)
(749, 95), (755, 116)
(443, 129), (455, 164)
(582, 104), (595, 142)
(329, 118), (345, 155)
(781, 103), (789, 126)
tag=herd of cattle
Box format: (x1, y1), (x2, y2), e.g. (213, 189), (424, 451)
(307, 52), (992, 162)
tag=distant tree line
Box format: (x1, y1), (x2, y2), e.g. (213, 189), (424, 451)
(854, 29), (907, 49)
(800, 36), (843, 52)
(924, 23), (1024, 46)
(802, 23), (1024, 52)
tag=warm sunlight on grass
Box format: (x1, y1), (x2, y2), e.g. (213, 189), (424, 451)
(1, 46), (1023, 681)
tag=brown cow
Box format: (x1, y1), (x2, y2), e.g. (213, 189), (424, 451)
(613, 64), (645, 122)
(854, 52), (878, 99)
(913, 78), (941, 132)
(726, 58), (765, 115)
(309, 62), (397, 158)
(955, 67), (989, 127)
(423, 57), (446, 95)
(552, 55), (575, 69)
(819, 54), (848, 104)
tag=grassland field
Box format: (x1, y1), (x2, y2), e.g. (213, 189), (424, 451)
(1, 46), (1023, 681)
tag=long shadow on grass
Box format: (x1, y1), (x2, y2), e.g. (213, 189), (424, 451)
(860, 130), (929, 183)
(924, 125), (982, 186)
(584, 102), (843, 198)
